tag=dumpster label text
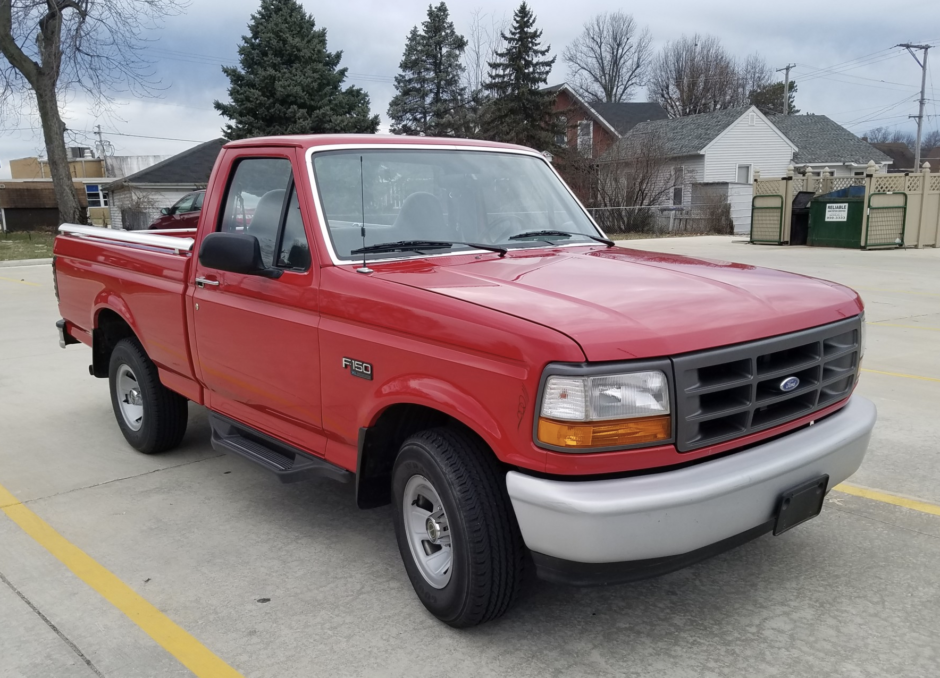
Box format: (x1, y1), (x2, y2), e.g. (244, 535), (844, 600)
(825, 204), (849, 221)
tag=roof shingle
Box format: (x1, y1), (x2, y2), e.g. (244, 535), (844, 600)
(107, 138), (226, 190)
(768, 114), (891, 164)
(610, 108), (748, 158)
(589, 102), (669, 135)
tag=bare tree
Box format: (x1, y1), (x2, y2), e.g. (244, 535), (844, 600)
(734, 53), (772, 106)
(463, 9), (504, 94)
(0, 0), (184, 225)
(649, 34), (740, 118)
(863, 126), (940, 157)
(562, 11), (652, 103)
(924, 129), (940, 154)
(560, 128), (686, 232)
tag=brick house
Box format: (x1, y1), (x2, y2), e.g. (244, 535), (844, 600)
(544, 84), (667, 204)
(545, 83), (668, 160)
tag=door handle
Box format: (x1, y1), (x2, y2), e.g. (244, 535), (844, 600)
(195, 277), (220, 288)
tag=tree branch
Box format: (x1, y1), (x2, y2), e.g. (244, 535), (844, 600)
(0, 0), (41, 85)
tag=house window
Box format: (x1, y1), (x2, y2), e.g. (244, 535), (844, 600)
(748, 113), (756, 126)
(673, 168), (684, 206)
(556, 115), (567, 147)
(85, 184), (109, 208)
(736, 164), (751, 184)
(577, 120), (593, 157)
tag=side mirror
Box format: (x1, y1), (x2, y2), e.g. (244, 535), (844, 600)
(198, 233), (282, 278)
(160, 207), (170, 215)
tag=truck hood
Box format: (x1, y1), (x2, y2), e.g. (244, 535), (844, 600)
(371, 246), (863, 361)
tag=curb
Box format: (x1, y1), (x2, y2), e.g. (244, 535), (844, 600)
(0, 258), (53, 268)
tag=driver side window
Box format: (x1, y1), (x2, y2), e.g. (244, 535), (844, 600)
(218, 157), (309, 271)
(219, 158), (293, 268)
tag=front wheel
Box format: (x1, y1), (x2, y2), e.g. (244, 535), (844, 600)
(391, 428), (525, 627)
(108, 338), (188, 454)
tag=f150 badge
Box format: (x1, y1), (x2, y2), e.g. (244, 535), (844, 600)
(342, 357), (373, 381)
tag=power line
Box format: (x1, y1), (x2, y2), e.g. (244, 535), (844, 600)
(797, 51), (903, 83)
(838, 93), (917, 126)
(92, 130), (207, 143)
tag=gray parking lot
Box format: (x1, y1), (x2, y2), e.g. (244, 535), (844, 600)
(1, 237), (938, 678)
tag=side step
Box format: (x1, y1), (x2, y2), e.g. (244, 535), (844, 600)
(209, 413), (352, 484)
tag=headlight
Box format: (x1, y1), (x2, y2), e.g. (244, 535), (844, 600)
(538, 370), (671, 450)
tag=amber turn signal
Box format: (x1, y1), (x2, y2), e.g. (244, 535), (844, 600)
(537, 415), (671, 449)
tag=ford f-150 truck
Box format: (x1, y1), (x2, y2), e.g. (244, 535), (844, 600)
(53, 135), (877, 627)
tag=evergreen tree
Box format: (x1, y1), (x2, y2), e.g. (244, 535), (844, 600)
(388, 3), (469, 137)
(749, 81), (799, 116)
(481, 2), (557, 150)
(214, 0), (379, 139)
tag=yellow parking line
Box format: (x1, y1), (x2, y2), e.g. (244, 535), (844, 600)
(834, 483), (940, 517)
(861, 368), (940, 383)
(0, 275), (41, 287)
(868, 322), (940, 331)
(0, 483), (244, 678)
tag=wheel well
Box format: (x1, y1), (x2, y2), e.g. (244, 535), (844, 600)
(91, 309), (136, 378)
(356, 404), (488, 509)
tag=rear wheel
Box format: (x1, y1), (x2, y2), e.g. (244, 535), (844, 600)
(108, 338), (188, 454)
(391, 427), (525, 627)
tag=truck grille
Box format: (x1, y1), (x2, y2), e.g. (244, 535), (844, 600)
(672, 316), (861, 452)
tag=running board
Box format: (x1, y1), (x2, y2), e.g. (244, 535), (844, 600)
(209, 413), (351, 484)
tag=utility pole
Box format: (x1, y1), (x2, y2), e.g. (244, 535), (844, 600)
(898, 43), (931, 169)
(95, 125), (107, 177)
(777, 64), (795, 115)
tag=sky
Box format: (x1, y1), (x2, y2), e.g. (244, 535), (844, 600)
(2, 0), (939, 179)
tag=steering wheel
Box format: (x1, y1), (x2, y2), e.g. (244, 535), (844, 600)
(485, 215), (527, 245)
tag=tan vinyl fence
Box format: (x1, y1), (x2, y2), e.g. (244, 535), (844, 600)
(751, 161), (940, 248)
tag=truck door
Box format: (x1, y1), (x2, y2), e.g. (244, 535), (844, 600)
(191, 152), (325, 455)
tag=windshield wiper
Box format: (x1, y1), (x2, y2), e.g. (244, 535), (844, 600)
(507, 230), (615, 247)
(351, 240), (508, 256)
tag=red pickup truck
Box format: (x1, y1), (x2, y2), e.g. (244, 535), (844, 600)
(53, 135), (876, 627)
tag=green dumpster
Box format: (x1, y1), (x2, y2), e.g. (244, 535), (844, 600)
(807, 197), (864, 248)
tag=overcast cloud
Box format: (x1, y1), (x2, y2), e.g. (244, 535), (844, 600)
(2, 0), (939, 179)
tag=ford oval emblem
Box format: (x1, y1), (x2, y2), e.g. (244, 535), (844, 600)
(780, 376), (800, 392)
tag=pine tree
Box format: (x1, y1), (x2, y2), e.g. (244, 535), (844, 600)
(388, 3), (469, 137)
(214, 0), (379, 139)
(481, 2), (557, 150)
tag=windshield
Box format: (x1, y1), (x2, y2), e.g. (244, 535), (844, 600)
(311, 149), (601, 261)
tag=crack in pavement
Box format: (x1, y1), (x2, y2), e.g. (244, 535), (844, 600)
(0, 568), (105, 677)
(15, 453), (226, 507)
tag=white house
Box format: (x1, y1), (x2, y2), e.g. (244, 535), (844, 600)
(106, 138), (225, 230)
(604, 106), (892, 234)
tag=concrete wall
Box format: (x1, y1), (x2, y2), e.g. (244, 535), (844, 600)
(105, 156), (171, 180)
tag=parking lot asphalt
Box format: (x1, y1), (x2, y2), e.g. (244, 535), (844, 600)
(1, 239), (938, 678)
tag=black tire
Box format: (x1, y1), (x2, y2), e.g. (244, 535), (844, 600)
(108, 337), (188, 454)
(391, 427), (525, 627)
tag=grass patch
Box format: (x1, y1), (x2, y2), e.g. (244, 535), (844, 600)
(0, 232), (56, 261)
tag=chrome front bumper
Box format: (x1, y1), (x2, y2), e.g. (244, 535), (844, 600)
(507, 396), (876, 567)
